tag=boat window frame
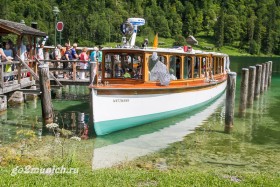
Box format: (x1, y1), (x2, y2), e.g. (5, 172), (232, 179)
(183, 56), (193, 79)
(169, 55), (181, 80)
(101, 51), (144, 81)
(147, 53), (168, 82)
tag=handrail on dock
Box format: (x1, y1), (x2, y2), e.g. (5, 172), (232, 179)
(0, 58), (92, 92)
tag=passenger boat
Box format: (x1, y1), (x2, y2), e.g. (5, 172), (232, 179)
(90, 18), (230, 136)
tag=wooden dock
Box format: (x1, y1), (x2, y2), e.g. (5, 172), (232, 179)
(0, 59), (93, 95)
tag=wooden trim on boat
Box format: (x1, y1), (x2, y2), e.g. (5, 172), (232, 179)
(92, 75), (227, 95)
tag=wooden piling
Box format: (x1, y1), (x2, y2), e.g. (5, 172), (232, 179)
(264, 62), (270, 91)
(239, 68), (249, 117)
(247, 66), (256, 106)
(38, 63), (53, 125)
(254, 64), (262, 99)
(89, 62), (96, 133)
(260, 63), (266, 93)
(225, 72), (236, 133)
(268, 61), (273, 87)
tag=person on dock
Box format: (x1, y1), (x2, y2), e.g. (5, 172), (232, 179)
(89, 46), (99, 79)
(44, 48), (50, 65)
(19, 41), (28, 77)
(97, 46), (102, 64)
(78, 47), (89, 79)
(0, 44), (7, 61)
(4, 43), (14, 81)
(71, 43), (79, 60)
(37, 43), (44, 60)
(64, 44), (73, 79)
(90, 46), (98, 63)
(54, 44), (62, 77)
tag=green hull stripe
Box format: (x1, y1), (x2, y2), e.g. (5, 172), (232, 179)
(94, 91), (225, 135)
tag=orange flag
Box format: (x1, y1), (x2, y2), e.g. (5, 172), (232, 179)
(153, 33), (158, 49)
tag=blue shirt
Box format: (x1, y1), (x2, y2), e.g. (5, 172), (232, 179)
(97, 51), (102, 62)
(65, 50), (73, 60)
(90, 51), (96, 62)
(71, 48), (78, 59)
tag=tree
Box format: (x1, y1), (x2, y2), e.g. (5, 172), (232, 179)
(182, 2), (196, 35)
(214, 8), (225, 48)
(173, 35), (186, 46)
(224, 14), (240, 44)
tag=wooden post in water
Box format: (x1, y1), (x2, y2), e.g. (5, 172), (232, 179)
(260, 63), (266, 93)
(225, 72), (236, 133)
(247, 66), (256, 106)
(268, 61), (273, 87)
(254, 64), (262, 99)
(38, 63), (53, 125)
(239, 68), (249, 117)
(89, 62), (96, 133)
(264, 62), (270, 91)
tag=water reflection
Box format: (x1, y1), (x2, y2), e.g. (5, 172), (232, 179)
(0, 68), (279, 170)
(0, 86), (91, 145)
(92, 94), (226, 169)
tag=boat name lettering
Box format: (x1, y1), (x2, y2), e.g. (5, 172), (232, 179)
(113, 99), (130, 103)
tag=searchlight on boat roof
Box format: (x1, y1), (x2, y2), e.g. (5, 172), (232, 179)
(121, 18), (145, 48)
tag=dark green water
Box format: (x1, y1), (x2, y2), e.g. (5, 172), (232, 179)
(0, 56), (279, 149)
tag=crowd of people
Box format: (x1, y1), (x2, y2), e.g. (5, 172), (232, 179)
(0, 40), (102, 82)
(38, 42), (102, 80)
(0, 40), (30, 82)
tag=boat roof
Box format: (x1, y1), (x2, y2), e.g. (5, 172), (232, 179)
(102, 47), (228, 57)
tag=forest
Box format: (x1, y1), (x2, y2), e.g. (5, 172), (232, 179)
(0, 0), (280, 55)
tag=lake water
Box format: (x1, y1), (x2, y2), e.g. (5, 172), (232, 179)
(0, 56), (279, 168)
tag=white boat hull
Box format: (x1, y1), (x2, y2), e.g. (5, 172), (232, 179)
(92, 81), (227, 135)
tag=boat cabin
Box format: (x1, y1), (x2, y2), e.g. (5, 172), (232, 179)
(97, 48), (229, 85)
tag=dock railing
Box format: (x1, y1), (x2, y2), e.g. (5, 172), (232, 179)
(0, 59), (92, 89)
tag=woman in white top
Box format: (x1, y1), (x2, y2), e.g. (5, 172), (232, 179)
(37, 43), (44, 60)
(0, 47), (7, 61)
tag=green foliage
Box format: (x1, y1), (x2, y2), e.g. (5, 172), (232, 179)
(173, 35), (186, 46)
(1, 0), (280, 55)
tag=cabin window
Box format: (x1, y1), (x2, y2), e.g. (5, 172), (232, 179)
(201, 57), (206, 77)
(194, 57), (200, 78)
(211, 57), (215, 75)
(169, 56), (180, 80)
(217, 57), (221, 74)
(104, 53), (143, 79)
(148, 54), (167, 81)
(184, 56), (192, 79)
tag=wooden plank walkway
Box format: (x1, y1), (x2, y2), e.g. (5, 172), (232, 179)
(0, 78), (35, 94)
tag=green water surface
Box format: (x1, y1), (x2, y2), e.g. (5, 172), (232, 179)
(0, 56), (279, 150)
